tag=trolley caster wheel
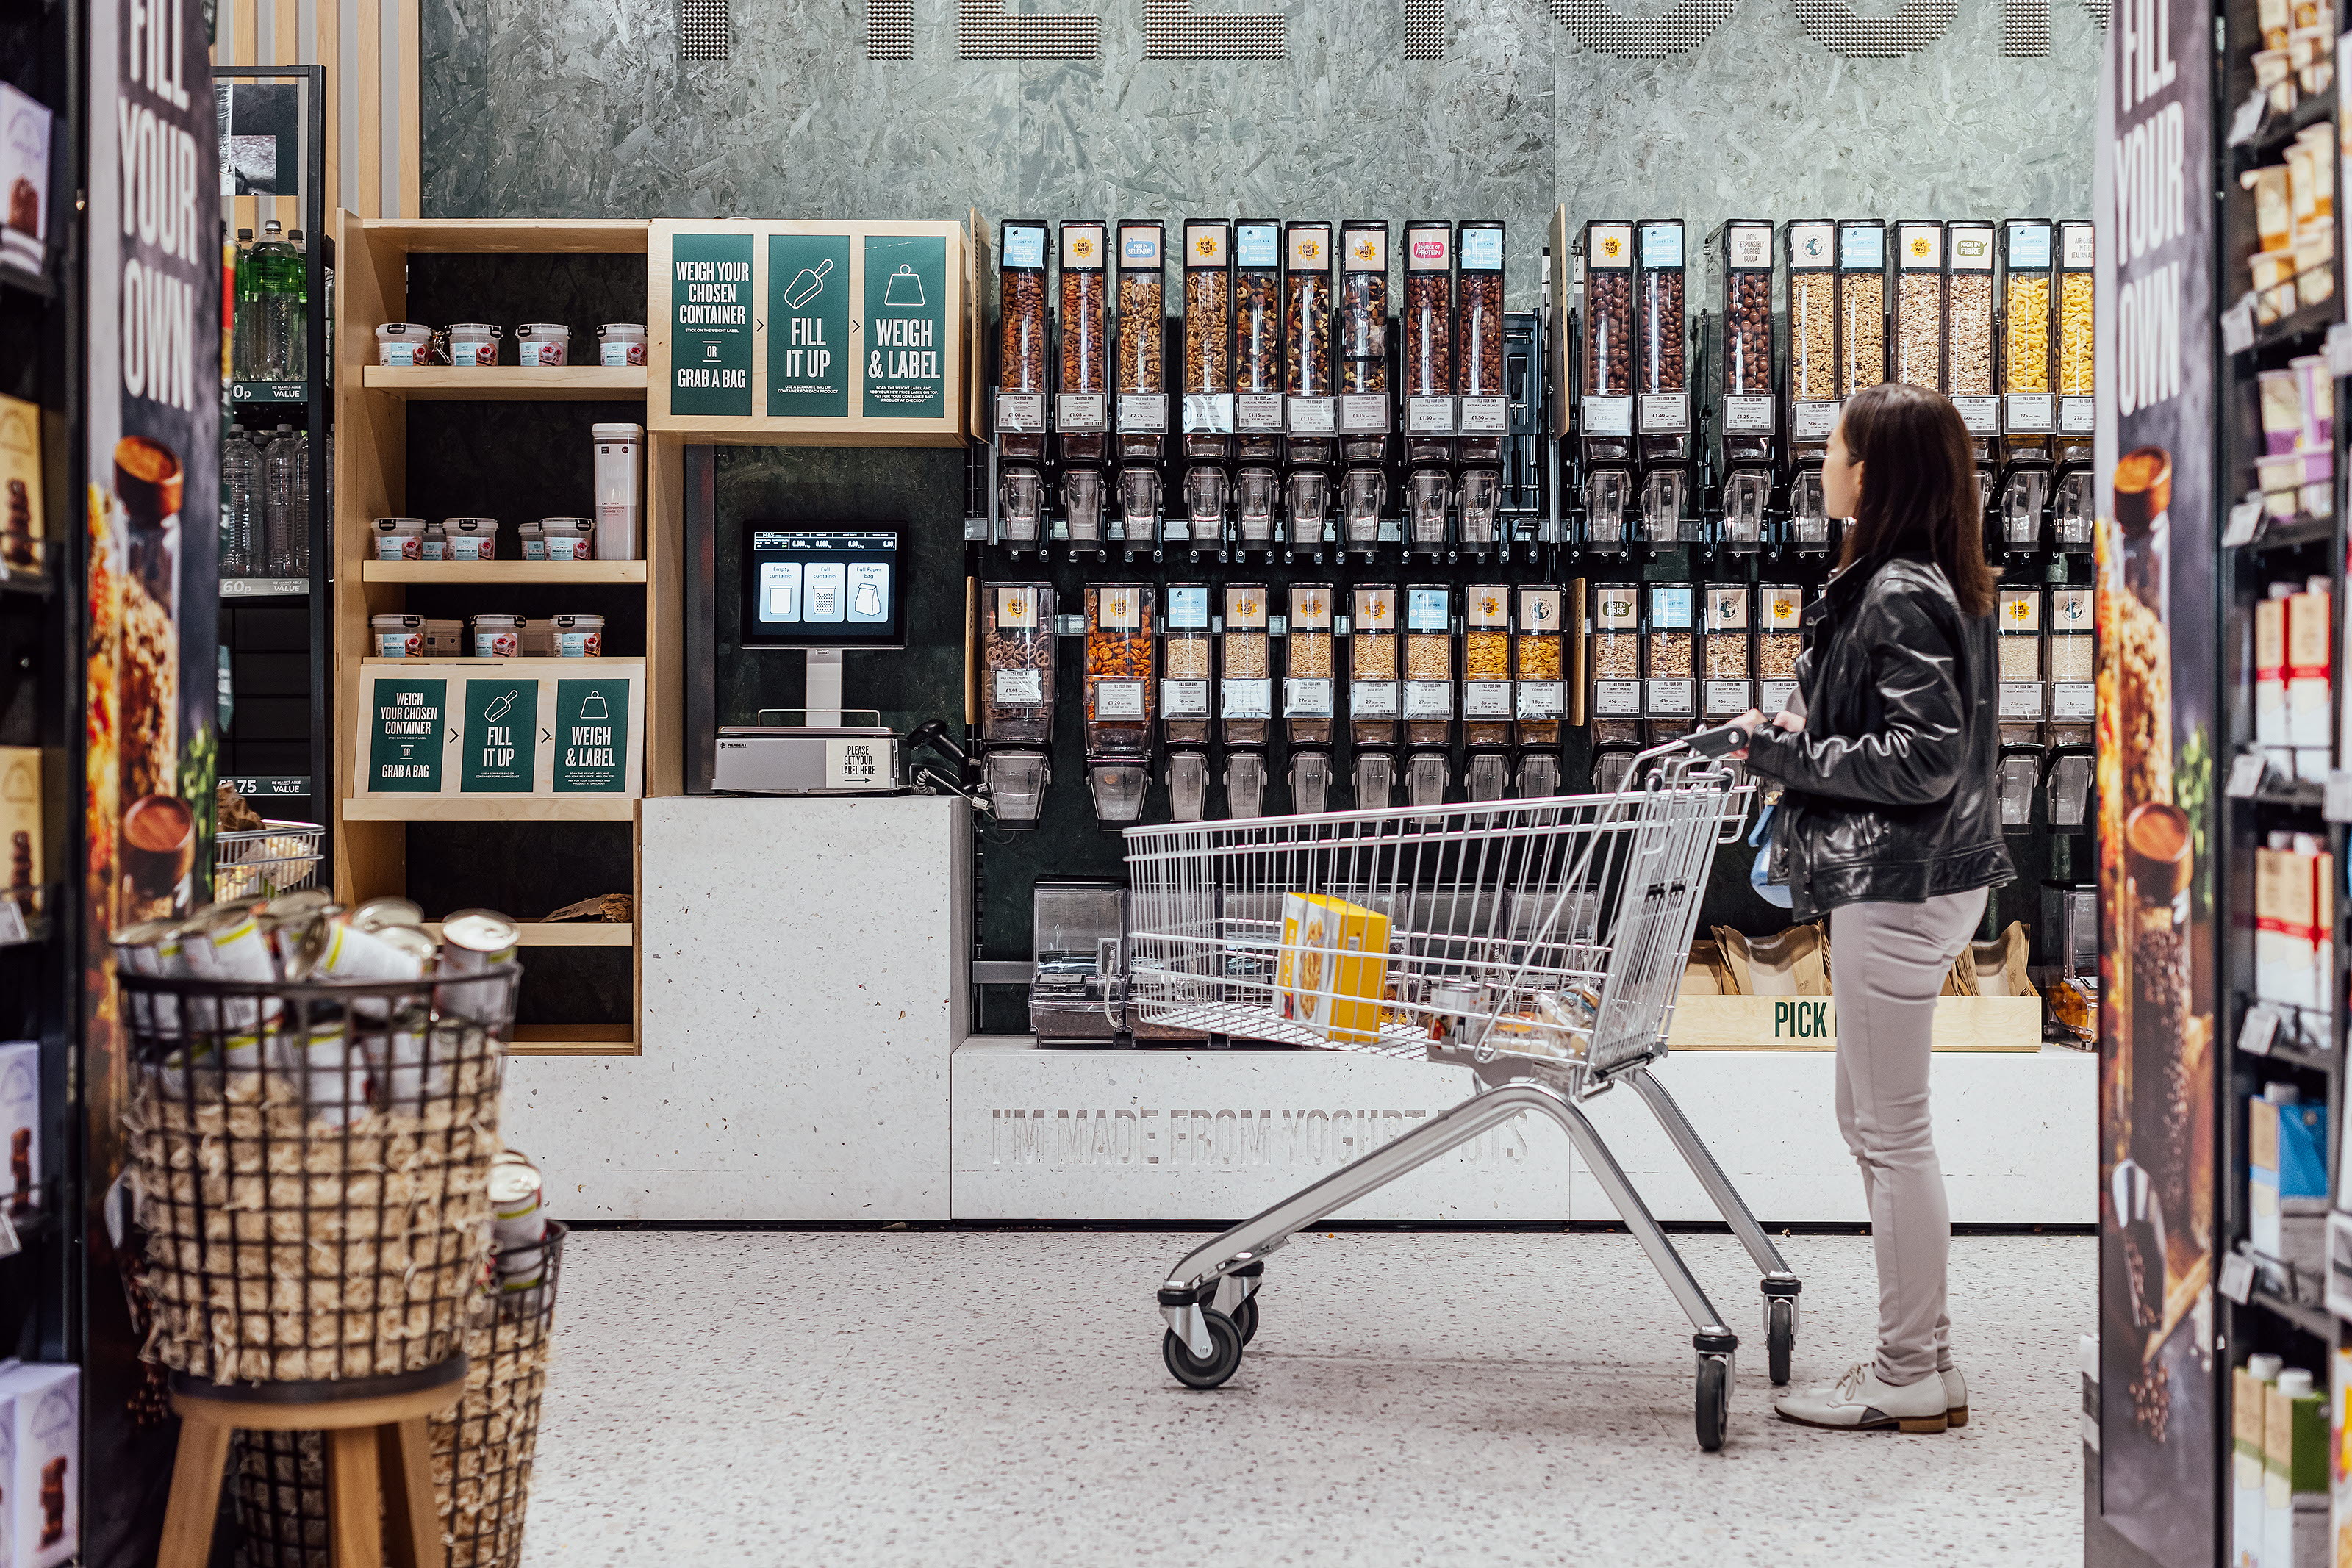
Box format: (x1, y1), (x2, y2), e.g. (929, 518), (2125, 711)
(1695, 1353), (1731, 1452)
(1163, 1309), (1244, 1389)
(1230, 1294), (1259, 1347)
(1767, 1296), (1796, 1387)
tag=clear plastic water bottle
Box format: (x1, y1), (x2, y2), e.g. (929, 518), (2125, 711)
(245, 223), (298, 380)
(262, 425), (304, 578)
(274, 229), (311, 382)
(219, 425), (258, 577)
(284, 427), (310, 577)
(231, 227), (260, 381)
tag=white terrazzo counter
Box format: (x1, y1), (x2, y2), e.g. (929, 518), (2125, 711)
(501, 794), (970, 1221)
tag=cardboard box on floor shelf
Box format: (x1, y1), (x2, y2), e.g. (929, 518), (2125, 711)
(1668, 922), (2040, 1052)
(0, 1361), (79, 1568)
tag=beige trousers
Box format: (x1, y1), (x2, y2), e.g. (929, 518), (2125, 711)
(1826, 886), (1989, 1386)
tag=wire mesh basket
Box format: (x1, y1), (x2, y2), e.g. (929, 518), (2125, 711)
(119, 963), (517, 1384)
(213, 821), (326, 902)
(229, 1224), (567, 1568)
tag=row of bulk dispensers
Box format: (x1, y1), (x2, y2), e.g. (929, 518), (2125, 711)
(964, 214), (2097, 860)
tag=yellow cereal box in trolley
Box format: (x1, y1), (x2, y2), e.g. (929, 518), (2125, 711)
(1275, 892), (1391, 1044)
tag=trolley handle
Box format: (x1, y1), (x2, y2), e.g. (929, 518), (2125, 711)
(1674, 721), (1752, 760)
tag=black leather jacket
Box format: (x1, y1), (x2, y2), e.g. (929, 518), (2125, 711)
(1742, 549), (2012, 920)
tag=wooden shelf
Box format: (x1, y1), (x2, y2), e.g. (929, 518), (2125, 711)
(360, 655), (645, 668)
(508, 1024), (639, 1057)
(354, 219), (650, 254)
(361, 560), (647, 583)
(424, 921), (634, 947)
(343, 796), (637, 822)
(359, 365), (648, 400)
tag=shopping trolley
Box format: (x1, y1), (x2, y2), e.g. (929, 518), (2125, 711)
(1127, 730), (1801, 1451)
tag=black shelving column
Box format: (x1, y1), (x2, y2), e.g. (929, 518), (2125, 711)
(0, 0), (82, 1395)
(215, 66), (331, 859)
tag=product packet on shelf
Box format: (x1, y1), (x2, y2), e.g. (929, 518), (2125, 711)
(0, 1361), (79, 1568)
(0, 1039), (34, 1214)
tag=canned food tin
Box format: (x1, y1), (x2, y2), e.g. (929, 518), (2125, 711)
(378, 999), (456, 1106)
(113, 916), (187, 1032)
(271, 1016), (367, 1127)
(489, 1157), (550, 1290)
(350, 896), (426, 931)
(470, 614), (526, 658)
(175, 902), (284, 1033)
(438, 908), (521, 1021)
(260, 888), (343, 923)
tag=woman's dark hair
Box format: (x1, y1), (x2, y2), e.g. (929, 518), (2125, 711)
(1835, 381), (1997, 617)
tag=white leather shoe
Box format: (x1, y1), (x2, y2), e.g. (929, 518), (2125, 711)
(1774, 1362), (1950, 1433)
(1942, 1364), (1968, 1428)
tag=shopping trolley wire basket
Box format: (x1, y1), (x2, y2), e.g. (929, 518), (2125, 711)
(1129, 736), (1802, 1450)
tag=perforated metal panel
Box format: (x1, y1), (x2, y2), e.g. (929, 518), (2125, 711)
(2001, 0), (2047, 53)
(1790, 0), (1955, 57)
(1551, 0), (1737, 59)
(1142, 0), (1283, 59)
(2080, 0), (2107, 28)
(958, 0), (1100, 57)
(678, 0), (729, 59)
(868, 0), (914, 58)
(1405, 0), (1446, 60)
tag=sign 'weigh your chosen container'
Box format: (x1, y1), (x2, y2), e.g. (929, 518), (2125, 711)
(648, 219), (973, 443)
(355, 664), (648, 800)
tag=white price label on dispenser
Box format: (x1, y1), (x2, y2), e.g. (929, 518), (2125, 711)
(1094, 680), (1147, 719)
(1117, 395), (1168, 432)
(1162, 680), (1209, 716)
(1404, 681), (1454, 719)
(1516, 681), (1566, 719)
(1283, 678), (1334, 717)
(1464, 681), (1513, 717)
(1350, 681), (1399, 719)
(993, 669), (1044, 706)
(1056, 393), (1106, 431)
(1723, 395), (1774, 434)
(1222, 679), (1272, 719)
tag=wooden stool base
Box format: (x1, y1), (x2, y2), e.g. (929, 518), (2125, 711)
(158, 1361), (467, 1568)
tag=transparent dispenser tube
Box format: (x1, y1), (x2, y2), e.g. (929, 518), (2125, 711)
(1349, 583), (1400, 749)
(1221, 583), (1272, 749)
(1404, 583), (1454, 750)
(1162, 582), (1212, 747)
(1463, 583), (1512, 750)
(1285, 583), (1335, 747)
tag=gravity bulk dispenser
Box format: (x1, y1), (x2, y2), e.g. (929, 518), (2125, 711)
(1714, 220), (1776, 555)
(1179, 220), (1235, 562)
(1162, 582), (1212, 820)
(1996, 585), (2046, 828)
(995, 220), (1051, 553)
(2051, 219), (2095, 551)
(1784, 220), (1838, 554)
(1338, 220), (1394, 558)
(1056, 220), (1111, 557)
(1456, 221), (1509, 555)
(1513, 586), (1566, 797)
(1284, 220), (1338, 562)
(1221, 583), (1273, 816)
(979, 582), (1055, 827)
(1403, 583), (1454, 806)
(1635, 220), (1690, 549)
(1349, 583), (1401, 758)
(1233, 220), (1285, 558)
(2046, 583), (2095, 827)
(1590, 581), (1642, 791)
(1085, 583), (1155, 825)
(1030, 880), (1127, 1043)
(1757, 584), (1804, 716)
(1463, 585), (1512, 802)
(1643, 583), (1696, 744)
(1402, 220), (1456, 558)
(1286, 583), (1338, 804)
(1114, 221), (1168, 561)
(1578, 220), (1637, 553)
(1701, 583), (1754, 724)
(1891, 219), (1945, 392)
(1997, 219), (2056, 556)
(1944, 220), (2000, 503)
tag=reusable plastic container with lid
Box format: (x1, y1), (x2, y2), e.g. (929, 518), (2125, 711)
(420, 521), (449, 560)
(443, 517), (499, 561)
(592, 424), (644, 560)
(550, 614), (604, 657)
(447, 323), (503, 367)
(374, 323), (434, 366)
(371, 517), (426, 560)
(539, 517), (595, 561)
(470, 614), (525, 658)
(598, 323), (648, 367)
(372, 614), (426, 657)
(515, 323), (571, 366)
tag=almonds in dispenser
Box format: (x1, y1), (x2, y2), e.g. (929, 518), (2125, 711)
(1285, 221), (1335, 406)
(1234, 220), (1284, 445)
(1085, 583), (1155, 757)
(1057, 220), (1111, 449)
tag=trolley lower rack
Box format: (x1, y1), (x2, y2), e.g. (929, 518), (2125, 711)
(1127, 733), (1798, 1450)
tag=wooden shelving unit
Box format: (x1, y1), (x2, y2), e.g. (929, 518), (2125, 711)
(359, 561), (648, 583)
(332, 213), (682, 1057)
(360, 365), (648, 400)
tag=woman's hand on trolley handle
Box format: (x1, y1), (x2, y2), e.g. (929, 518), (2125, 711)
(1718, 707), (1804, 761)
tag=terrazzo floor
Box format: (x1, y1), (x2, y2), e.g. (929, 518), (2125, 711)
(520, 1229), (2091, 1567)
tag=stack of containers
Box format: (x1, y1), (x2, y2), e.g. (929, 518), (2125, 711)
(2254, 354), (2334, 525)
